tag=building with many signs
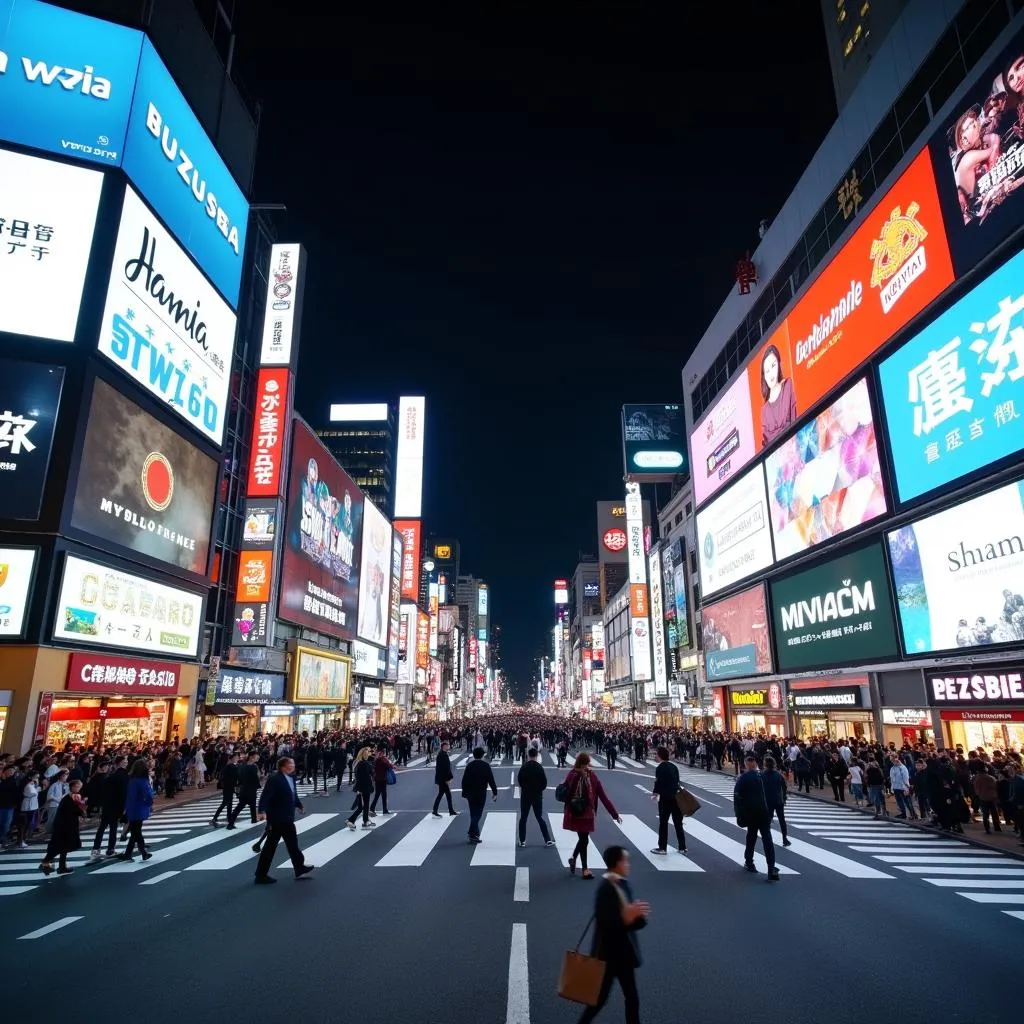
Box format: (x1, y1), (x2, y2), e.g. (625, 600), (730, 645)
(682, 0), (1024, 751)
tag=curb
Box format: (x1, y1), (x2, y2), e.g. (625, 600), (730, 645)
(706, 765), (1024, 863)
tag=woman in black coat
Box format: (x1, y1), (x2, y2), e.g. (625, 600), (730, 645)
(39, 778), (85, 874)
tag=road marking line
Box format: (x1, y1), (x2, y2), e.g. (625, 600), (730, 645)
(547, 814), (577, 866)
(614, 815), (703, 872)
(473, 812), (517, 866)
(376, 812), (457, 867)
(140, 870), (181, 885)
(94, 820), (261, 873)
(0, 886), (37, 896)
(873, 854), (1006, 863)
(1003, 910), (1024, 920)
(189, 814), (334, 871)
(18, 916), (83, 940)
(292, 813), (397, 867)
(514, 786), (520, 799)
(683, 817), (797, 874)
(960, 892), (1024, 903)
(924, 878), (1024, 888)
(506, 923), (530, 1024)
(514, 867), (529, 902)
(895, 866), (1024, 875)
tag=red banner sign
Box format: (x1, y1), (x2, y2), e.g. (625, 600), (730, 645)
(394, 519), (422, 601)
(33, 692), (53, 745)
(246, 367), (291, 497)
(66, 653), (182, 695)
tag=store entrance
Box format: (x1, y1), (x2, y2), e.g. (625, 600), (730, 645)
(47, 697), (171, 748)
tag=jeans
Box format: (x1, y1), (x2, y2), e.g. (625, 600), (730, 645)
(347, 791), (371, 825)
(518, 794), (551, 843)
(467, 797), (485, 839)
(124, 820), (147, 857)
(850, 783), (864, 803)
(980, 800), (1002, 831)
(894, 790), (915, 817)
(744, 821), (776, 871)
(868, 785), (886, 814)
(830, 780), (846, 801)
(0, 806), (14, 843)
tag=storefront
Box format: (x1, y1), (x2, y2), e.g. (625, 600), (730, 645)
(881, 708), (935, 748)
(203, 667), (287, 738)
(926, 664), (1024, 754)
(40, 653), (190, 748)
(787, 677), (875, 741)
(288, 643), (352, 734)
(728, 683), (786, 736)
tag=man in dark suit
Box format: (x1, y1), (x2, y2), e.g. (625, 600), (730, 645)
(431, 741), (457, 817)
(228, 751), (261, 829)
(210, 752), (239, 826)
(733, 755), (779, 881)
(578, 845), (648, 1024)
(517, 747), (553, 847)
(651, 745), (687, 855)
(254, 757), (314, 885)
(460, 747), (498, 843)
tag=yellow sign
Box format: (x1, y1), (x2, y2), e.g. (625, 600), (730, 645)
(837, 170), (863, 221)
(868, 202), (927, 289)
(434, 544), (452, 560)
(289, 644), (352, 704)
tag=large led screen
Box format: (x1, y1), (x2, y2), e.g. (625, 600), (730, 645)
(621, 403), (687, 480)
(357, 498), (392, 647)
(765, 377), (886, 560)
(0, 545), (38, 637)
(696, 463), (774, 597)
(702, 583), (772, 681)
(888, 479), (1024, 655)
(928, 24), (1024, 277)
(0, 148), (103, 342)
(69, 378), (217, 577)
(691, 373), (756, 505)
(770, 540), (900, 672)
(879, 245), (1024, 504)
(278, 421), (363, 640)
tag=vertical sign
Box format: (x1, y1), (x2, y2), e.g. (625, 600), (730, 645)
(428, 580), (439, 656)
(394, 396), (425, 518)
(625, 481), (652, 683)
(259, 245), (305, 367)
(649, 547), (668, 697)
(394, 519), (422, 601)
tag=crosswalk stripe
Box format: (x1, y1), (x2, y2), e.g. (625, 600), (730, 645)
(960, 892), (1024, 903)
(873, 854), (1007, 863)
(0, 886), (37, 896)
(547, 814), (577, 866)
(923, 878), (1024, 888)
(844, 840), (966, 847)
(547, 753), (559, 767)
(140, 871), (181, 885)
(0, 872), (72, 882)
(376, 812), (458, 867)
(187, 814), (335, 871)
(1003, 910), (1024, 919)
(850, 845), (967, 853)
(95, 819), (261, 873)
(618, 756), (644, 769)
(895, 866), (1024, 875)
(681, 816), (795, 874)
(805, 832), (937, 840)
(472, 812), (517, 866)
(613, 815), (703, 872)
(291, 813), (397, 867)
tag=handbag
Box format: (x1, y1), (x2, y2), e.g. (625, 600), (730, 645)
(386, 767), (397, 786)
(555, 782), (568, 803)
(557, 916), (605, 1006)
(675, 787), (701, 817)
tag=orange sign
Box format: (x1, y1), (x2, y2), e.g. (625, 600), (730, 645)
(236, 551), (273, 603)
(630, 583), (649, 618)
(746, 148), (954, 449)
(395, 519), (422, 601)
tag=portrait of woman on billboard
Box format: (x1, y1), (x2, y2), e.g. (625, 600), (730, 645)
(759, 342), (796, 446)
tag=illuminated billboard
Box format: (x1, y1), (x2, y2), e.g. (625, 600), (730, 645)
(356, 498), (392, 647)
(702, 584), (772, 682)
(625, 481), (652, 682)
(622, 403), (687, 481)
(394, 396), (425, 518)
(554, 579), (569, 605)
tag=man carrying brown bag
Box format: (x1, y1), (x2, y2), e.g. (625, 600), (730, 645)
(650, 745), (689, 855)
(559, 844), (648, 1024)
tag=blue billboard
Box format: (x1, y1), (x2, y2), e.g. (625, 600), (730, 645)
(879, 247), (1024, 504)
(0, 0), (144, 166)
(122, 40), (248, 307)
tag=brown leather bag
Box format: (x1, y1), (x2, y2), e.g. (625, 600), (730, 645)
(558, 916), (605, 1006)
(676, 787), (701, 817)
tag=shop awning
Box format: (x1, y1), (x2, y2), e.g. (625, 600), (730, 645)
(208, 703), (255, 718)
(51, 706), (150, 721)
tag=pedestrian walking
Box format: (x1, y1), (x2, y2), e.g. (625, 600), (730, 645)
(460, 746), (498, 843)
(118, 759), (154, 862)
(517, 747), (554, 847)
(431, 741), (457, 817)
(733, 755), (779, 881)
(575, 845), (648, 1024)
(39, 778), (86, 875)
(90, 757), (128, 859)
(346, 748), (375, 830)
(650, 746), (686, 856)
(604, 739), (617, 771)
(562, 752), (621, 880)
(210, 752), (239, 826)
(254, 757), (314, 884)
(370, 748), (395, 816)
(762, 755), (790, 847)
(228, 752), (261, 829)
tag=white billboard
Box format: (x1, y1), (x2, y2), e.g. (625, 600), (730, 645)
(330, 403), (388, 421)
(696, 463), (774, 598)
(0, 149), (103, 343)
(356, 498), (392, 647)
(53, 554), (203, 657)
(0, 546), (38, 637)
(429, 581), (439, 657)
(625, 481), (652, 683)
(258, 244), (303, 365)
(649, 547), (668, 697)
(394, 396), (425, 517)
(98, 186), (237, 445)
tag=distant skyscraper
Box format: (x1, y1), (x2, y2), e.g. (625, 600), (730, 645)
(317, 402), (395, 515)
(820, 0), (909, 110)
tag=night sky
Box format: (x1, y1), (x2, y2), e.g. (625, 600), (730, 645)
(235, 4), (837, 698)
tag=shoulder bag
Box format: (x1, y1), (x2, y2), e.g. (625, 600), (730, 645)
(386, 767), (397, 786)
(557, 916), (605, 1006)
(569, 773), (591, 816)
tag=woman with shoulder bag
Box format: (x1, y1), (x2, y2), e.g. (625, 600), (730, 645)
(561, 752), (621, 880)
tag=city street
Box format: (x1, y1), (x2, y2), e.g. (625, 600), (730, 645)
(1, 754), (1020, 1023)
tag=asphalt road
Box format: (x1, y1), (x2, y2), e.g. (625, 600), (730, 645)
(1, 751), (1019, 1024)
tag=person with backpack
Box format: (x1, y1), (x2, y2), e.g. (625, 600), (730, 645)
(560, 752), (621, 880)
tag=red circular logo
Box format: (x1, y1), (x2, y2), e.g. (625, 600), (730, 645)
(603, 528), (627, 552)
(768, 683), (782, 710)
(141, 452), (174, 512)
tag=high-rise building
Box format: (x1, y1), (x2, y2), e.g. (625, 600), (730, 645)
(421, 536), (461, 606)
(821, 0), (911, 111)
(318, 403), (396, 515)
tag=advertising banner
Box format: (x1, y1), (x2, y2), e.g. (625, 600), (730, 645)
(765, 377), (886, 560)
(0, 0), (144, 165)
(0, 358), (63, 520)
(259, 245), (304, 366)
(235, 551), (272, 603)
(429, 581), (439, 656)
(97, 187), (236, 445)
(770, 540), (900, 672)
(729, 683), (784, 710)
(702, 583), (772, 681)
(394, 519), (422, 601)
(622, 403), (686, 480)
(121, 40), (248, 307)
(625, 482), (652, 682)
(416, 610), (430, 670)
(70, 378), (218, 577)
(397, 603), (414, 685)
(386, 533), (402, 680)
(352, 639), (386, 680)
(788, 686), (864, 710)
(669, 538), (690, 648)
(67, 652), (181, 695)
(278, 421), (364, 640)
(290, 646), (351, 704)
(394, 396), (425, 518)
(648, 547), (668, 696)
(245, 367), (290, 498)
(691, 373), (757, 506)
(878, 245), (1024, 503)
(696, 463), (774, 597)
(928, 26), (1024, 276)
(887, 478), (1024, 655)
(0, 545), (37, 637)
(213, 668), (286, 705)
(925, 664), (1024, 707)
(596, 500), (629, 562)
(53, 553), (204, 658)
(241, 501), (278, 549)
(0, 148), (103, 342)
(357, 499), (392, 647)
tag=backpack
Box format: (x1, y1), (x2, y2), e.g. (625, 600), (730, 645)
(569, 773), (591, 816)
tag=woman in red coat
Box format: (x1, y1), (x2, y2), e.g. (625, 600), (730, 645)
(561, 751), (622, 879)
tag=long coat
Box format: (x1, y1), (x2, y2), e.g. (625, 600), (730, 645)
(48, 793), (85, 854)
(561, 768), (618, 834)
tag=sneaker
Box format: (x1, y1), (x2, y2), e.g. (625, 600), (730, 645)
(346, 821), (356, 831)
(431, 812), (442, 818)
(18, 842), (28, 850)
(252, 841), (264, 852)
(677, 848), (687, 855)
(89, 850), (101, 861)
(449, 810), (459, 817)
(116, 853), (133, 862)
(650, 848), (667, 855)
(783, 839), (792, 847)
(254, 876), (277, 885)
(743, 862), (757, 873)
(518, 840), (526, 848)
(295, 865), (315, 879)
(369, 811), (378, 818)
(361, 822), (376, 829)
(545, 840), (556, 848)
(767, 868), (781, 882)
(209, 819), (219, 827)
(141, 852), (153, 861)
(39, 861), (52, 875)
(57, 866), (74, 875)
